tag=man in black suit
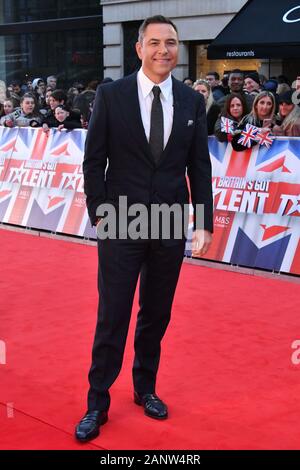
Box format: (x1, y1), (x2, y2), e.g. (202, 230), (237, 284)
(75, 15), (213, 442)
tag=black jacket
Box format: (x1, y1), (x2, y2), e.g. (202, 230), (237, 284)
(43, 109), (81, 128)
(207, 102), (221, 135)
(83, 72), (213, 239)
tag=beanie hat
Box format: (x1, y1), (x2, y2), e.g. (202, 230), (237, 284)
(278, 90), (294, 105)
(263, 79), (278, 92)
(244, 72), (260, 85)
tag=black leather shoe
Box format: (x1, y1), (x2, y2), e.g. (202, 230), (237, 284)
(134, 392), (168, 420)
(75, 410), (108, 442)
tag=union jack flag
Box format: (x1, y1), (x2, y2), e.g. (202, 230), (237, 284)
(202, 136), (300, 275)
(255, 130), (274, 148)
(221, 117), (234, 134)
(237, 124), (259, 148)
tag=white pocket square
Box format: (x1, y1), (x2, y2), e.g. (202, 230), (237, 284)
(187, 120), (194, 126)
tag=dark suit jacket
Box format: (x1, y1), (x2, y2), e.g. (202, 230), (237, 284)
(83, 72), (213, 240)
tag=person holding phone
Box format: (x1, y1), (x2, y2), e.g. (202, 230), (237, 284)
(231, 91), (276, 151)
(273, 90), (300, 137)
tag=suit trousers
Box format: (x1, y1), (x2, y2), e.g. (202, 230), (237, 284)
(87, 237), (185, 412)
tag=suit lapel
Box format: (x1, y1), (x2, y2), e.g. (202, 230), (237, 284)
(119, 73), (155, 168)
(157, 77), (183, 167)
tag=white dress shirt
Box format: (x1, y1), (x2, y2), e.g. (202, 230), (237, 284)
(137, 68), (174, 149)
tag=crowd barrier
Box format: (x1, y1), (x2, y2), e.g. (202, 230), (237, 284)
(0, 128), (299, 275)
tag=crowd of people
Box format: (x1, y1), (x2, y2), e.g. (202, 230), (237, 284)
(0, 70), (299, 142)
(0, 75), (113, 132)
(184, 70), (300, 145)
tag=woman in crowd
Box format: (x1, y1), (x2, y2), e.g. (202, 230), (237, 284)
(72, 81), (98, 122)
(3, 98), (15, 116)
(32, 78), (46, 108)
(39, 87), (53, 116)
(214, 93), (248, 142)
(53, 104), (82, 130)
(1, 93), (42, 127)
(42, 89), (80, 131)
(193, 79), (220, 135)
(0, 99), (15, 123)
(273, 90), (300, 137)
(231, 91), (276, 151)
(45, 87), (53, 104)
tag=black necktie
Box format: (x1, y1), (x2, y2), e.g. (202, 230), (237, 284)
(149, 86), (164, 163)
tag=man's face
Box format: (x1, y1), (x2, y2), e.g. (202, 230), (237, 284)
(38, 81), (45, 91)
(136, 22), (178, 83)
(48, 77), (57, 89)
(12, 84), (21, 94)
(206, 75), (218, 88)
(229, 73), (244, 92)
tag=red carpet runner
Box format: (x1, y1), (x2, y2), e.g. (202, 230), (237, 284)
(1, 228), (300, 450)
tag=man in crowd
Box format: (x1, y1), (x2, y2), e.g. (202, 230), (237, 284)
(205, 71), (225, 101)
(218, 69), (254, 111)
(47, 75), (57, 90)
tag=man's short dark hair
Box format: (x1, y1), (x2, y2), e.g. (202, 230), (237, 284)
(206, 71), (220, 80)
(51, 89), (67, 103)
(138, 15), (178, 43)
(230, 69), (244, 77)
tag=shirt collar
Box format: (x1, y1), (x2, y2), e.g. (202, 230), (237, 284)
(137, 68), (172, 101)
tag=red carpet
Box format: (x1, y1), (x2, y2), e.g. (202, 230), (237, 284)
(1, 228), (300, 450)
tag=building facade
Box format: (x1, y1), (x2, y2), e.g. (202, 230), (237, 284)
(101, 0), (288, 81)
(0, 0), (103, 88)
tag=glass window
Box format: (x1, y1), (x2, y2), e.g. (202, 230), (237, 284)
(123, 21), (141, 76)
(195, 44), (262, 80)
(0, 29), (102, 87)
(0, 0), (100, 23)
